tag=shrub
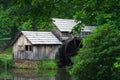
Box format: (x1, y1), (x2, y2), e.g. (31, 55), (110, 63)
(0, 54), (13, 69)
(37, 59), (58, 70)
(70, 24), (120, 80)
(0, 47), (13, 69)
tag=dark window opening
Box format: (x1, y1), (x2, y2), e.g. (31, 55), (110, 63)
(25, 45), (32, 51)
(29, 45), (32, 51)
(25, 45), (28, 51)
(62, 32), (71, 37)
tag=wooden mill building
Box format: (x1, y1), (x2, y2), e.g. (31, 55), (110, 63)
(52, 18), (96, 41)
(12, 18), (96, 68)
(13, 31), (62, 60)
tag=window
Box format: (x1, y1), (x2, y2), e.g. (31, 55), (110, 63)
(25, 45), (32, 51)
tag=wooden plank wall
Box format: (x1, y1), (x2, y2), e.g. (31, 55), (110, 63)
(13, 34), (61, 60)
(13, 34), (32, 59)
(33, 45), (60, 60)
(62, 32), (71, 37)
(14, 45), (60, 60)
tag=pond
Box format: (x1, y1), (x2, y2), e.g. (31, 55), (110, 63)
(0, 69), (75, 80)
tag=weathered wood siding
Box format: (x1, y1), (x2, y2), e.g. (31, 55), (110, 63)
(61, 32), (71, 40)
(33, 45), (60, 60)
(52, 29), (71, 41)
(13, 34), (60, 60)
(62, 32), (71, 37)
(13, 34), (33, 59)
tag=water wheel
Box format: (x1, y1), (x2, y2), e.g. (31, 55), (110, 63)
(56, 37), (82, 67)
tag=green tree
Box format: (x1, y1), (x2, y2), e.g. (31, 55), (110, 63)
(0, 0), (77, 39)
(71, 0), (120, 80)
(73, 0), (120, 26)
(71, 24), (120, 80)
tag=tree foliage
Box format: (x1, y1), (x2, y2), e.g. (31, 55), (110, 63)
(71, 24), (120, 80)
(71, 0), (120, 80)
(0, 0), (77, 38)
(73, 0), (120, 26)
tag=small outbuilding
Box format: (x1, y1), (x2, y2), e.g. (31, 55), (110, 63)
(13, 31), (62, 60)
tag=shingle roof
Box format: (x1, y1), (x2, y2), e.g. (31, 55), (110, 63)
(52, 18), (77, 32)
(22, 31), (62, 45)
(52, 18), (96, 32)
(82, 26), (96, 32)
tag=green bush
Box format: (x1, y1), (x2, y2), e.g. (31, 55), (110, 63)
(0, 47), (13, 69)
(37, 59), (58, 70)
(0, 54), (13, 69)
(70, 24), (120, 80)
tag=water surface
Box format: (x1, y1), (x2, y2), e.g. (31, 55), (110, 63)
(0, 69), (74, 80)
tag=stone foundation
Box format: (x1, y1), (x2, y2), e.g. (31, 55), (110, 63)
(14, 59), (38, 69)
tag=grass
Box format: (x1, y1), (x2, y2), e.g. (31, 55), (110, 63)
(14, 59), (58, 69)
(0, 54), (12, 61)
(0, 47), (13, 62)
(0, 47), (12, 54)
(38, 59), (58, 70)
(0, 47), (13, 69)
(14, 69), (57, 77)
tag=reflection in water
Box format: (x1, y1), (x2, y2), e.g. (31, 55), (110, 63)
(56, 70), (72, 80)
(0, 69), (73, 80)
(0, 69), (13, 80)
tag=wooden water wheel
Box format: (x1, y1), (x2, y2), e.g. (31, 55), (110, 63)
(56, 37), (82, 67)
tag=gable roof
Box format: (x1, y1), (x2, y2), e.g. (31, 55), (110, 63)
(22, 31), (62, 45)
(13, 31), (62, 45)
(52, 18), (96, 32)
(52, 18), (77, 32)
